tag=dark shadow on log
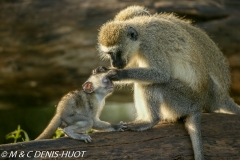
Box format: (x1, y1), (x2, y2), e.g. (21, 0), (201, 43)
(0, 113), (240, 159)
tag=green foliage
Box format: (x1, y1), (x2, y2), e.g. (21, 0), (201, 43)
(52, 129), (65, 139)
(52, 128), (94, 139)
(6, 125), (30, 143)
(5, 126), (91, 142)
(86, 129), (95, 133)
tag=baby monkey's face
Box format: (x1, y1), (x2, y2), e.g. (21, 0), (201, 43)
(82, 73), (114, 95)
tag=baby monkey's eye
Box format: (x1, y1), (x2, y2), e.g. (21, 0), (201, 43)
(103, 77), (110, 83)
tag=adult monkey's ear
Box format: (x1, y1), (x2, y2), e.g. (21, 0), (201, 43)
(127, 27), (138, 41)
(82, 82), (94, 93)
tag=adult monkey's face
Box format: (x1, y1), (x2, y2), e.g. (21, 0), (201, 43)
(98, 21), (139, 69)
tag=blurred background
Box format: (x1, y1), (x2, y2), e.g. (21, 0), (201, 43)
(0, 0), (239, 144)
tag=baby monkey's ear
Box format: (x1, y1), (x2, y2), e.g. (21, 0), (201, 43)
(82, 82), (94, 93)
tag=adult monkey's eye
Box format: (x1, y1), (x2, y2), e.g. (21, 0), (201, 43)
(127, 27), (138, 41)
(107, 52), (113, 55)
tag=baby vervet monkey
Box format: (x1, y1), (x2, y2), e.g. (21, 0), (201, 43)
(35, 72), (126, 143)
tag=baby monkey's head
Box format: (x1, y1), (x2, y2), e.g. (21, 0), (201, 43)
(82, 73), (114, 96)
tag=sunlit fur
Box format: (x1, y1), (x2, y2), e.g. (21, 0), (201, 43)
(114, 5), (150, 21)
(98, 22), (126, 47)
(97, 6), (240, 160)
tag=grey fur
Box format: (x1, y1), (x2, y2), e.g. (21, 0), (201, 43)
(35, 73), (126, 143)
(96, 6), (240, 160)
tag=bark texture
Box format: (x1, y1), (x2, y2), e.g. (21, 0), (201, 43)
(0, 114), (240, 159)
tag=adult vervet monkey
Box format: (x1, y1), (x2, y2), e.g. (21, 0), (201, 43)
(95, 6), (240, 160)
